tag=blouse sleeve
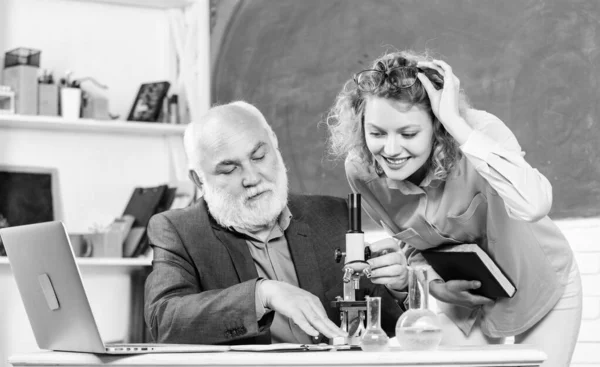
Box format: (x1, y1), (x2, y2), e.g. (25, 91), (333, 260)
(460, 110), (553, 222)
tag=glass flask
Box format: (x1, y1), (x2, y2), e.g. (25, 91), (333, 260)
(359, 296), (390, 351)
(395, 266), (442, 350)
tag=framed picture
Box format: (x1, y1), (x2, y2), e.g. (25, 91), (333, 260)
(0, 165), (63, 256)
(127, 81), (171, 122)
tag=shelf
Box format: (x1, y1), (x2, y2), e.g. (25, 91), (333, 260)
(0, 256), (152, 268)
(0, 114), (187, 136)
(68, 0), (195, 9)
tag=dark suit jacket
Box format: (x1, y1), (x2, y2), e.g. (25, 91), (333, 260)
(144, 193), (404, 345)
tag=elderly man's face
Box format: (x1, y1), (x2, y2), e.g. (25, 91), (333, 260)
(197, 112), (288, 231)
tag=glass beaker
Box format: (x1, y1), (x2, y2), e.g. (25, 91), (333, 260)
(395, 266), (442, 350)
(359, 296), (389, 351)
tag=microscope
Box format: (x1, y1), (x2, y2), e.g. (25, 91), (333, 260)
(330, 193), (372, 346)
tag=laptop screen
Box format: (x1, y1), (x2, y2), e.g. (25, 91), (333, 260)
(0, 221), (106, 353)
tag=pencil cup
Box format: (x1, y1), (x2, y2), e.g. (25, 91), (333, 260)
(60, 87), (82, 119)
(68, 233), (93, 257)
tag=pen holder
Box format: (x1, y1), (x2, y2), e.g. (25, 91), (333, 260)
(60, 87), (82, 119)
(68, 233), (93, 257)
(38, 83), (59, 116)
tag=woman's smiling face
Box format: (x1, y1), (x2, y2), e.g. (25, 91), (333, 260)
(363, 96), (434, 184)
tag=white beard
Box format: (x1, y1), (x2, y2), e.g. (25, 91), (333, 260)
(203, 151), (289, 231)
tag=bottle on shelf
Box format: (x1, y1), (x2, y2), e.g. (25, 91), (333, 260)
(168, 94), (179, 124)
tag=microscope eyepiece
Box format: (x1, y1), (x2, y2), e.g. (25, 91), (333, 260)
(348, 193), (362, 233)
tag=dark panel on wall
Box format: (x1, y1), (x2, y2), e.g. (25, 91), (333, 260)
(212, 0), (600, 219)
(0, 172), (54, 226)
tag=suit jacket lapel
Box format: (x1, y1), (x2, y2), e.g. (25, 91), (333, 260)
(211, 223), (258, 283)
(286, 219), (326, 303)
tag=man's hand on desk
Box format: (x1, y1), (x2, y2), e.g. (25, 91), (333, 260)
(429, 279), (495, 308)
(258, 280), (348, 339)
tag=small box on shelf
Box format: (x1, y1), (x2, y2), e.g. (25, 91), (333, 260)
(3, 48), (40, 68)
(38, 83), (59, 116)
(2, 47), (40, 115)
(0, 85), (15, 114)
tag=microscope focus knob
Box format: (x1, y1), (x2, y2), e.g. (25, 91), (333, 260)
(364, 246), (372, 260)
(334, 248), (344, 263)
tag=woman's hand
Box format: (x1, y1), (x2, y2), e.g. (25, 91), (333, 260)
(429, 279), (495, 308)
(417, 59), (473, 145)
(366, 238), (409, 291)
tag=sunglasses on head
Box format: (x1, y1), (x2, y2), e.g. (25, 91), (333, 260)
(353, 66), (443, 92)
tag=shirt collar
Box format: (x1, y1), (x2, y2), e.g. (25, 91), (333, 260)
(278, 205), (293, 231)
(385, 170), (441, 195)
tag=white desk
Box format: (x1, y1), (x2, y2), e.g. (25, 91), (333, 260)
(9, 345), (546, 367)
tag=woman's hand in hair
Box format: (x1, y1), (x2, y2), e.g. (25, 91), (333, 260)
(417, 60), (473, 145)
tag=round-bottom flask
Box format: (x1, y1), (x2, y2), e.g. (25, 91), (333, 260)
(359, 296), (389, 352)
(395, 266), (442, 350)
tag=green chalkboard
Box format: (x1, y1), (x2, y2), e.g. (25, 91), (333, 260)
(212, 0), (600, 219)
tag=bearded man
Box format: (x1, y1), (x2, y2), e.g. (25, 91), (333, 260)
(144, 101), (407, 345)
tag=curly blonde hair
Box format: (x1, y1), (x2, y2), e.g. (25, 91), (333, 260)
(326, 49), (470, 181)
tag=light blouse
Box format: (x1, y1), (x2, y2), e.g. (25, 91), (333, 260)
(345, 109), (573, 337)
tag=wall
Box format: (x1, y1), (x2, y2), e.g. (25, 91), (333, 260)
(0, 0), (6, 67)
(211, 1), (600, 365)
(563, 218), (600, 367)
(212, 0), (600, 221)
(1, 0), (174, 119)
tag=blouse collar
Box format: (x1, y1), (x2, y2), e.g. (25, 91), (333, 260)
(385, 170), (441, 195)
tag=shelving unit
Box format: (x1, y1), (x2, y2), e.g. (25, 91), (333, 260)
(70, 0), (194, 9)
(0, 114), (186, 136)
(0, 255), (152, 267)
(0, 1), (206, 364)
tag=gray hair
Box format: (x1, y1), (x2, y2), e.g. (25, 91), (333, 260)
(183, 101), (279, 175)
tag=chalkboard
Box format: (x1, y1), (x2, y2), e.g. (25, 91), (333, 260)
(212, 0), (600, 219)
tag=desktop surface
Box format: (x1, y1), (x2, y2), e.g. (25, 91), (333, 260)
(9, 344), (546, 367)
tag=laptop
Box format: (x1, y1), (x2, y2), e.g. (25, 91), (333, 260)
(0, 221), (229, 354)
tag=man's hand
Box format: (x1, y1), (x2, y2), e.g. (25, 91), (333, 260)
(259, 280), (347, 339)
(366, 238), (409, 291)
(429, 279), (495, 308)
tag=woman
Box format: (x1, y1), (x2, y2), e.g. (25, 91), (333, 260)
(326, 50), (582, 366)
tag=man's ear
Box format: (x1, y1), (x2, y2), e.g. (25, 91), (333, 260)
(189, 170), (205, 197)
(270, 130), (279, 150)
